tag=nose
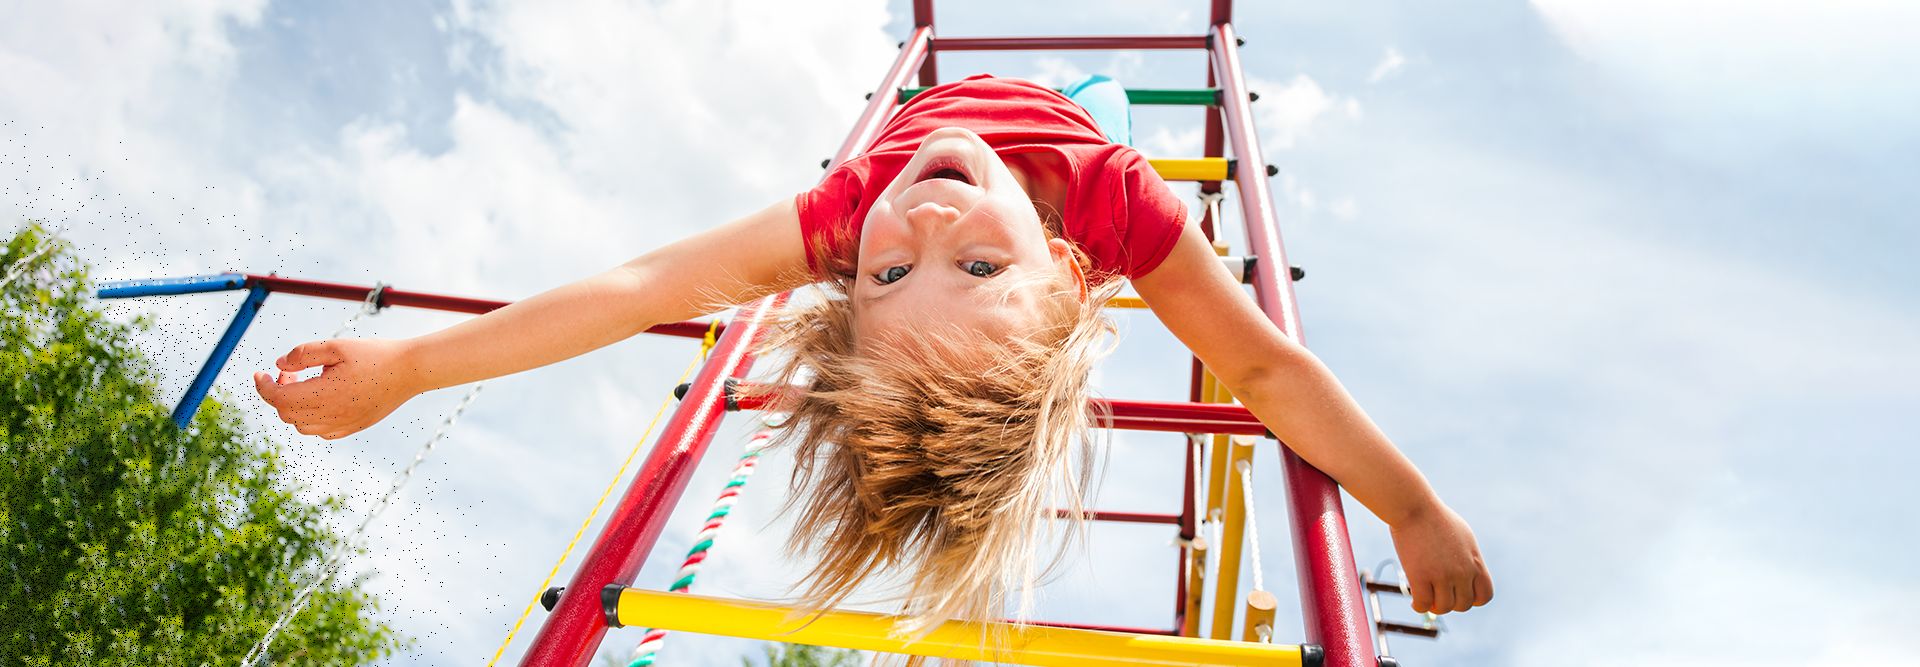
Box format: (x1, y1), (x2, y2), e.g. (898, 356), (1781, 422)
(904, 201), (962, 228)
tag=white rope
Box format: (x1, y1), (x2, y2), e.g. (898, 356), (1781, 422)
(243, 287), (484, 666)
(1236, 460), (1265, 593)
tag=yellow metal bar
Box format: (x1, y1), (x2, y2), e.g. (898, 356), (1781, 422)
(1106, 295), (1149, 309)
(1150, 157), (1232, 181)
(1208, 435), (1258, 640)
(608, 588), (1310, 666)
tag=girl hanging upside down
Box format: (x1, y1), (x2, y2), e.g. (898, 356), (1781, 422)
(256, 74), (1492, 636)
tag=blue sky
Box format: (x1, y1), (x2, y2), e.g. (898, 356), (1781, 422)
(4, 1), (1917, 665)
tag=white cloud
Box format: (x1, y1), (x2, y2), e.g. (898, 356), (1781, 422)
(1529, 0), (1920, 124)
(1249, 74), (1362, 151)
(1366, 46), (1405, 83)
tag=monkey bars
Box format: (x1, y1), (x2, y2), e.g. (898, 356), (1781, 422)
(101, 0), (1383, 663)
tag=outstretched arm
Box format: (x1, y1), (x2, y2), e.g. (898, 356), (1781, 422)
(256, 199), (811, 439)
(1132, 222), (1493, 615)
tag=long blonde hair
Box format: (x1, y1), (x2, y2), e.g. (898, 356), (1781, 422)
(751, 242), (1120, 642)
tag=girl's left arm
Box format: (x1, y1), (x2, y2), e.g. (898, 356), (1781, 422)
(1132, 222), (1494, 615)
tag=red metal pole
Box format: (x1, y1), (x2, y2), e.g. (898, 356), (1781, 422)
(912, 0), (938, 86)
(515, 27), (931, 666)
(242, 273), (718, 340)
(518, 297), (780, 666)
(1210, 22), (1377, 666)
(931, 35), (1208, 51)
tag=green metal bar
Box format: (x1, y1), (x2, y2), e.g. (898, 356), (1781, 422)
(899, 87), (1221, 106)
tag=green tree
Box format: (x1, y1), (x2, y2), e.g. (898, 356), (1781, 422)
(742, 643), (863, 667)
(0, 224), (405, 665)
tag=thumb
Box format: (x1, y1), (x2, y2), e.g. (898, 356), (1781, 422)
(278, 340), (346, 372)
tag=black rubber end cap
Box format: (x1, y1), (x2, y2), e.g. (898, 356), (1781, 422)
(601, 584), (627, 628)
(1377, 657), (1400, 667)
(541, 586), (564, 611)
(864, 92), (873, 100)
(1301, 644), (1325, 667)
(673, 382), (691, 401)
(1249, 91), (1261, 103)
(1236, 36), (1247, 47)
(1290, 266), (1306, 281)
(820, 158), (831, 169)
(1266, 164), (1280, 177)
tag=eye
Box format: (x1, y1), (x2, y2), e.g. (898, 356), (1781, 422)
(873, 265), (912, 285)
(962, 260), (999, 277)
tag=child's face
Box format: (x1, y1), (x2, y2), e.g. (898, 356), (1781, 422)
(853, 127), (1076, 349)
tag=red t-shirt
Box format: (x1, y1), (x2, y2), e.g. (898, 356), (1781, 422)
(794, 74), (1188, 280)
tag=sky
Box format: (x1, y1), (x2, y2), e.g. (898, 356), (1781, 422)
(4, 1), (1918, 665)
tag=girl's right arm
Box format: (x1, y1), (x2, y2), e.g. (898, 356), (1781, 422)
(255, 199), (810, 439)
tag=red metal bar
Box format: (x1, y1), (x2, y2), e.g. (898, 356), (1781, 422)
(516, 26), (931, 667)
(730, 388), (1266, 436)
(1174, 358), (1203, 632)
(836, 26), (933, 166)
(1212, 21), (1376, 666)
(931, 35), (1208, 52)
(241, 273), (718, 340)
(912, 0), (938, 86)
(1211, 0), (1233, 24)
(1052, 509), (1182, 525)
(519, 296), (780, 665)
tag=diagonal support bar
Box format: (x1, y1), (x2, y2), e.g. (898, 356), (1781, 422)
(1210, 21), (1377, 667)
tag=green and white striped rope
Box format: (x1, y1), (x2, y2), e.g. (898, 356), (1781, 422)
(625, 428), (773, 667)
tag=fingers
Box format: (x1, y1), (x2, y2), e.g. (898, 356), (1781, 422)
(1408, 577), (1435, 615)
(1428, 576), (1457, 615)
(1473, 568), (1495, 607)
(277, 340), (345, 372)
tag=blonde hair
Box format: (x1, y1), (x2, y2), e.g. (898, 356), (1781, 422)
(752, 242), (1121, 643)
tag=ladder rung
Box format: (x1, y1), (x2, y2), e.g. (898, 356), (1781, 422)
(716, 387), (1270, 437)
(1052, 509), (1183, 525)
(899, 87), (1222, 106)
(1150, 157), (1233, 181)
(602, 587), (1321, 667)
(1377, 620), (1440, 639)
(931, 35), (1209, 52)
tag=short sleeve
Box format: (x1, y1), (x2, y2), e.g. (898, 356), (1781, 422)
(1112, 150), (1190, 278)
(793, 160), (869, 276)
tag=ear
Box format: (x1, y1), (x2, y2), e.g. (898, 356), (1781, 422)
(1047, 238), (1089, 301)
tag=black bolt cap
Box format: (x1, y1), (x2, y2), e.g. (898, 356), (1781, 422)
(541, 586), (564, 611)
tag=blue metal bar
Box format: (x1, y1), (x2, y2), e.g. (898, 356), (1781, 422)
(97, 272), (248, 299)
(171, 284), (269, 428)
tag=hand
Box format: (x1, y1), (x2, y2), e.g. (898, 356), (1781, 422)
(1388, 503), (1493, 615)
(254, 338), (422, 440)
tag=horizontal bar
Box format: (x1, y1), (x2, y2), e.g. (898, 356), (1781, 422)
(1376, 621), (1439, 639)
(900, 87), (1220, 106)
(720, 385), (1269, 437)
(1363, 581), (1408, 595)
(1025, 619), (1180, 637)
(931, 35), (1209, 52)
(1053, 509), (1183, 525)
(97, 273), (248, 299)
(98, 273), (719, 340)
(604, 587), (1317, 666)
(1150, 157), (1232, 182)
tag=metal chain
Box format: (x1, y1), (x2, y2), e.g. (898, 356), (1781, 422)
(243, 285), (484, 666)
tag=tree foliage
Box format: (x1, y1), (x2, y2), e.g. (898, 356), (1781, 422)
(741, 642), (863, 667)
(0, 224), (404, 665)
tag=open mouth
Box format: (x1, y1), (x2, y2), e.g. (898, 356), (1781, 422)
(915, 158), (974, 186)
